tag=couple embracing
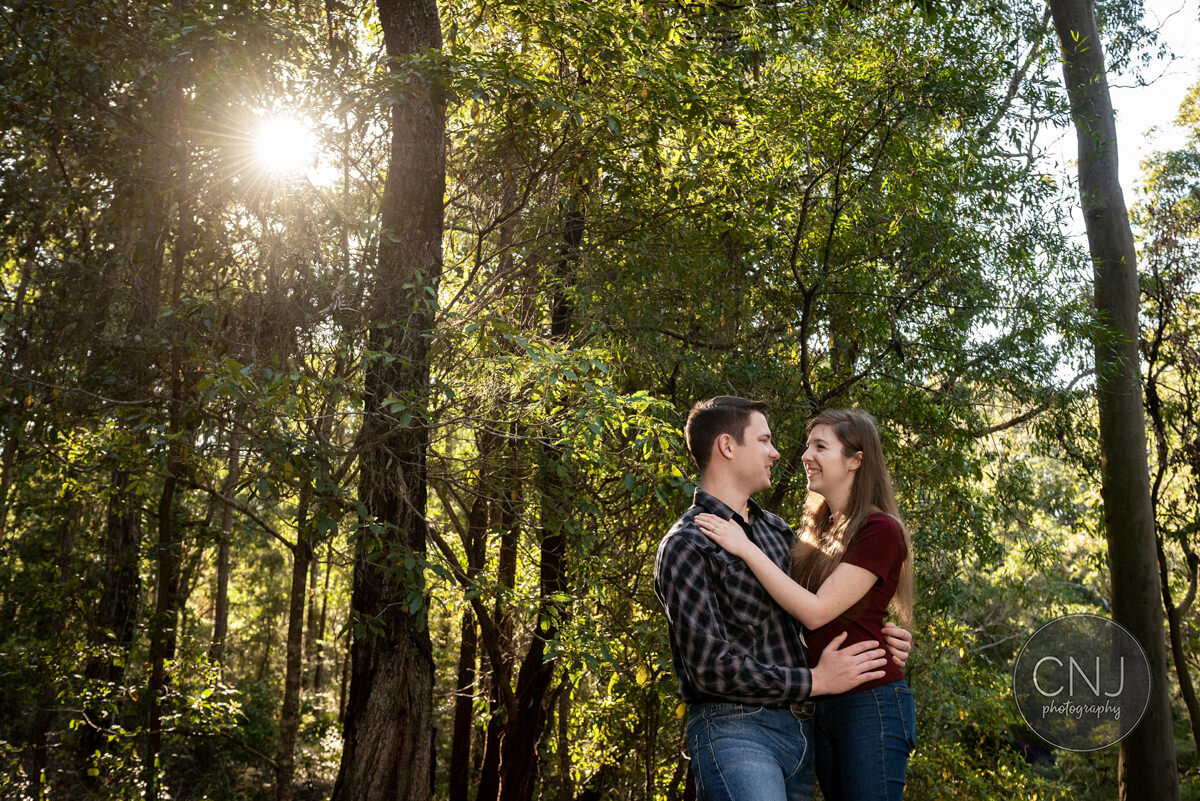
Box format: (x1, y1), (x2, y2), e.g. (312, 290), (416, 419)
(654, 396), (916, 800)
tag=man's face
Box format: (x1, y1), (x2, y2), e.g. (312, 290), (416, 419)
(731, 411), (780, 495)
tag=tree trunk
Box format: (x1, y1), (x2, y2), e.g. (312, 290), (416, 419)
(0, 417), (18, 545)
(145, 453), (184, 801)
(305, 546), (321, 687)
(210, 435), (240, 664)
(145, 303), (193, 801)
(1157, 539), (1200, 755)
(449, 486), (489, 801)
(0, 255), (33, 546)
(314, 542), (333, 692)
(665, 741), (690, 801)
(143, 76), (196, 797)
(338, 630), (351, 726)
(1146, 341), (1200, 755)
(449, 609), (478, 801)
(496, 200), (583, 801)
(476, 438), (519, 801)
(475, 225), (522, 801)
(304, 405), (337, 691)
(558, 682), (573, 801)
(276, 485), (311, 801)
(496, 493), (565, 801)
(329, 0), (443, 798)
(642, 688), (657, 801)
(29, 499), (80, 797)
(1049, 2), (1180, 798)
(81, 470), (142, 772)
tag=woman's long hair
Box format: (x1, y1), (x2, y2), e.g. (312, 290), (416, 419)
(790, 409), (914, 629)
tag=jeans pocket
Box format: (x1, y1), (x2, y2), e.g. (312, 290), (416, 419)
(686, 731), (706, 798)
(893, 685), (916, 752)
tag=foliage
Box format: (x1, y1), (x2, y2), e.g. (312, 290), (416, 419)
(0, 0), (1188, 799)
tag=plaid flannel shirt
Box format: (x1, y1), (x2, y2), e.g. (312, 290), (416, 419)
(654, 489), (812, 705)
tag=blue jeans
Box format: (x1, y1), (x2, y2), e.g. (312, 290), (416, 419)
(686, 702), (815, 801)
(813, 679), (916, 801)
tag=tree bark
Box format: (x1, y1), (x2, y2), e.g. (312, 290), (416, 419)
(304, 404), (338, 690)
(1146, 327), (1200, 756)
(476, 431), (520, 801)
(1156, 537), (1200, 755)
(313, 542), (333, 691)
(642, 687), (657, 801)
(210, 435), (240, 664)
(1049, 2), (1180, 798)
(338, 630), (351, 726)
(449, 608), (479, 801)
(145, 450), (185, 801)
(495, 199), (583, 801)
(29, 498), (80, 797)
(146, 185), (194, 797)
(143, 89), (196, 799)
(495, 485), (566, 801)
(81, 470), (142, 772)
(276, 484), (311, 801)
(329, 0), (443, 798)
(449, 483), (489, 801)
(0, 255), (33, 546)
(558, 682), (573, 801)
(305, 546), (321, 686)
(475, 222), (522, 801)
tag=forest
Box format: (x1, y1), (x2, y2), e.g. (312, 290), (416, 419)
(2, 0), (1200, 798)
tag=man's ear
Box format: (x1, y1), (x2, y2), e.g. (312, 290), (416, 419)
(714, 432), (735, 461)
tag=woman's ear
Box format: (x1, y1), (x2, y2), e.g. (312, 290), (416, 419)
(849, 450), (864, 472)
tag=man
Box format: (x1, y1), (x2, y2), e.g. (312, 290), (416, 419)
(654, 396), (911, 801)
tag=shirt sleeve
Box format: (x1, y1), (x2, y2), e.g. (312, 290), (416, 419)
(842, 516), (906, 581)
(655, 532), (812, 704)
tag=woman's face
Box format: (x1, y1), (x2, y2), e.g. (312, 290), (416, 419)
(801, 423), (861, 502)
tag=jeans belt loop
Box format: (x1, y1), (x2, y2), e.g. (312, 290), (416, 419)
(789, 700), (815, 720)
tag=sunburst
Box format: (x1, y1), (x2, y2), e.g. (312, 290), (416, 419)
(253, 115), (316, 176)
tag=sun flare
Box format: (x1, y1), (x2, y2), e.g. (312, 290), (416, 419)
(254, 115), (316, 176)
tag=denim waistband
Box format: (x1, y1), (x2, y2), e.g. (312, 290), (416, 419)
(689, 699), (815, 721)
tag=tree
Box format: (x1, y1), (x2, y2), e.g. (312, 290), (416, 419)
(1, 0), (1185, 797)
(330, 0), (444, 798)
(1049, 0), (1179, 797)
(1134, 87), (1200, 759)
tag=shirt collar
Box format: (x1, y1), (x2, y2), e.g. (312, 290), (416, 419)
(693, 488), (766, 525)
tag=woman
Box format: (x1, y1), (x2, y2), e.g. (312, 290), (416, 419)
(697, 408), (915, 800)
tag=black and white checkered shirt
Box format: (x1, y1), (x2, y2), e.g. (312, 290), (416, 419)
(654, 489), (811, 704)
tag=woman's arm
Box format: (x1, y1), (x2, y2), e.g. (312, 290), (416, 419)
(696, 513), (877, 629)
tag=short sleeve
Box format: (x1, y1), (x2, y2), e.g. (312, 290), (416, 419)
(842, 515), (906, 581)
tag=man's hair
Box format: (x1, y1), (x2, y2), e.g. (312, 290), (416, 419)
(684, 396), (771, 472)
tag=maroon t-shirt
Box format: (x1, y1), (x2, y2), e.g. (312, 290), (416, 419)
(804, 513), (907, 693)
